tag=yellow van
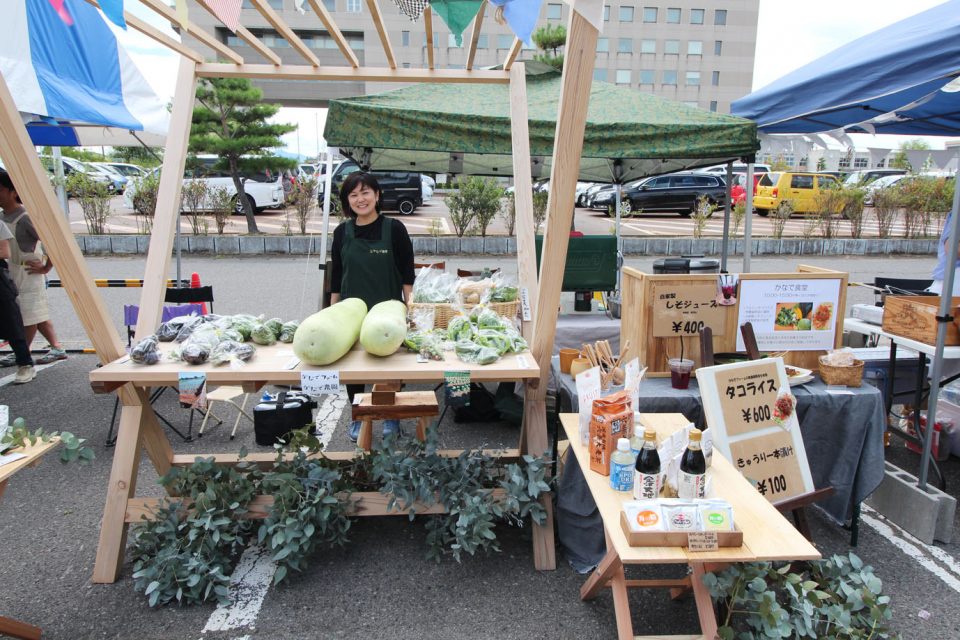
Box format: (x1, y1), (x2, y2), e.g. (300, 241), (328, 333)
(753, 172), (840, 215)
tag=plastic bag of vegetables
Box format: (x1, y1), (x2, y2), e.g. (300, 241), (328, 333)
(455, 339), (500, 365)
(210, 340), (256, 367)
(264, 317), (284, 340)
(130, 334), (161, 365)
(230, 315), (258, 341)
(250, 323), (277, 346)
(174, 325), (221, 365)
(278, 321), (299, 343)
(404, 330), (445, 361)
(412, 266), (459, 303)
(475, 329), (512, 356)
(175, 315), (208, 342)
(447, 315), (474, 342)
(475, 307), (508, 332)
(156, 315), (193, 342)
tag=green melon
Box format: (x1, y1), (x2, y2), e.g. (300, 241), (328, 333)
(359, 300), (408, 357)
(293, 298), (368, 365)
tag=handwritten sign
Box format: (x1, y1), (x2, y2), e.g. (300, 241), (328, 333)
(520, 287), (532, 322)
(300, 370), (341, 396)
(652, 283), (727, 338)
(687, 531), (719, 552)
(696, 359), (814, 503)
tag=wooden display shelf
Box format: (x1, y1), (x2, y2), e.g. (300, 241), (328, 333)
(90, 343), (539, 391)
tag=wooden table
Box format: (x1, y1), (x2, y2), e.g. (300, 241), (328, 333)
(0, 438), (59, 640)
(559, 413), (819, 640)
(89, 343), (551, 582)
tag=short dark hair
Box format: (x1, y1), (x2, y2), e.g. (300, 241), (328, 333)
(0, 171), (22, 204)
(339, 171), (381, 220)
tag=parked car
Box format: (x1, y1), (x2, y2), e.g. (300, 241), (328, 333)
(102, 162), (148, 179)
(39, 155), (116, 195)
(320, 161), (423, 215)
(753, 172), (840, 215)
(703, 163), (772, 175)
(842, 168), (906, 187)
(611, 172), (727, 217)
(580, 182), (609, 207)
(421, 174), (435, 201)
(587, 183), (622, 210)
(88, 162), (129, 193)
(298, 163), (317, 179)
(862, 174), (909, 206)
(729, 172), (769, 206)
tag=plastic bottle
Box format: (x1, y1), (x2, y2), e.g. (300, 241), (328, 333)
(629, 429), (645, 457)
(677, 430), (706, 499)
(633, 429), (662, 500)
(610, 438), (636, 492)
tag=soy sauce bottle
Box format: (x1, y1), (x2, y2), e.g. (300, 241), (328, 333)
(632, 429), (661, 500)
(677, 430), (706, 499)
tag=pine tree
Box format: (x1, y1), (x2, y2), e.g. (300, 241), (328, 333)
(532, 24), (566, 71)
(190, 78), (296, 233)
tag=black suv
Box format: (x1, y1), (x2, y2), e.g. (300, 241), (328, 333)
(320, 161), (423, 215)
(620, 172), (727, 217)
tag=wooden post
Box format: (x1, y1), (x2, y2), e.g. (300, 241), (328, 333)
(135, 58), (198, 340)
(509, 63), (538, 343)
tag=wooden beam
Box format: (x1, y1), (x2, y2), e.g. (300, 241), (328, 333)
(504, 37), (522, 70)
(195, 0), (282, 65)
(522, 398), (556, 570)
(424, 5), (435, 70)
(84, 1), (204, 63)
(196, 63), (510, 83)
(306, 0), (361, 68)
(366, 0), (396, 69)
(465, 2), (486, 71)
(529, 10), (600, 402)
(135, 58), (198, 341)
(139, 0), (244, 64)
(250, 0), (321, 67)
(509, 63), (539, 343)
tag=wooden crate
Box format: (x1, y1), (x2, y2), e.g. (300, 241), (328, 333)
(619, 512), (743, 547)
(882, 296), (960, 346)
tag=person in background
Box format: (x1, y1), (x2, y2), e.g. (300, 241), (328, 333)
(329, 172), (415, 442)
(0, 171), (67, 366)
(930, 210), (960, 296)
(0, 218), (34, 383)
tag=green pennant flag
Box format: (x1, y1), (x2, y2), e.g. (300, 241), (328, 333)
(429, 0), (484, 47)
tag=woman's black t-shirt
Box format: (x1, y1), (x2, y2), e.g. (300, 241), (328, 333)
(329, 216), (416, 294)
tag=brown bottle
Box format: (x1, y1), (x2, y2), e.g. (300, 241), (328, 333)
(678, 430), (706, 499)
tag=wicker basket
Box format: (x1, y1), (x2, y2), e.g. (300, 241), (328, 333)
(407, 300), (520, 329)
(817, 357), (864, 387)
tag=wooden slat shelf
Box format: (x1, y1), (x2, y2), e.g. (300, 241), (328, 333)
(89, 343), (539, 391)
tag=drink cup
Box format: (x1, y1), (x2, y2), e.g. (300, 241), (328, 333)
(668, 358), (694, 390)
(559, 348), (580, 374)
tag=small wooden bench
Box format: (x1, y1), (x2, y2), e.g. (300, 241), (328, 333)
(351, 385), (439, 451)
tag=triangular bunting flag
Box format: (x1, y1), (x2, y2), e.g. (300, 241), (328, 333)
(391, 0), (431, 20)
(99, 0), (126, 29)
(430, 0), (485, 46)
(205, 0), (242, 32)
(488, 0), (544, 46)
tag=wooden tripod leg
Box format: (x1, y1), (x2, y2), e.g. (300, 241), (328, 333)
(523, 397), (556, 570)
(609, 557), (633, 640)
(580, 546), (621, 600)
(0, 615), (41, 640)
(690, 563), (719, 639)
(357, 419), (373, 451)
(92, 402), (144, 584)
(415, 416), (428, 441)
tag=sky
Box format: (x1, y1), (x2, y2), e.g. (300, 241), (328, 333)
(112, 0), (952, 158)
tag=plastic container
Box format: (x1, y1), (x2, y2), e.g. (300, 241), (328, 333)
(610, 438), (636, 492)
(668, 358), (694, 390)
(652, 256), (720, 275)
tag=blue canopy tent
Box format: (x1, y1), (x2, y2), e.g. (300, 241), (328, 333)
(732, 0), (960, 498)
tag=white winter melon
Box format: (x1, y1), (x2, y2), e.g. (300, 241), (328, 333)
(293, 298), (367, 365)
(359, 300), (408, 356)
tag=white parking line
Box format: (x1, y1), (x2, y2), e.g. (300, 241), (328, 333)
(0, 360), (64, 388)
(202, 545), (276, 635)
(314, 391), (348, 448)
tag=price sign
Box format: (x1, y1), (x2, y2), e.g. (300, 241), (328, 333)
(520, 287), (532, 322)
(651, 283), (727, 338)
(687, 531), (719, 552)
(696, 358), (814, 504)
(714, 360), (779, 437)
(300, 370), (341, 396)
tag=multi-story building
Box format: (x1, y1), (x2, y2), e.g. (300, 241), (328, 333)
(187, 1), (758, 113)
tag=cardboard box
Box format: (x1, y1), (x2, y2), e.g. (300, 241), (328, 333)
(882, 296), (960, 346)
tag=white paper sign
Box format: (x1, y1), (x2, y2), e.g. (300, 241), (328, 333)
(623, 359), (646, 413)
(576, 366), (602, 445)
(736, 278), (842, 351)
(300, 370), (341, 396)
(520, 287), (532, 322)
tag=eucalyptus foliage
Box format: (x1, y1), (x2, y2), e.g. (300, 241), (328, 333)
(704, 553), (894, 639)
(1, 417), (94, 465)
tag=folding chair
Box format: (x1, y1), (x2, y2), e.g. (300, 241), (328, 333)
(199, 386), (252, 440)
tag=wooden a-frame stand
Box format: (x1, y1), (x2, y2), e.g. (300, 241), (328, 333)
(0, 6), (604, 582)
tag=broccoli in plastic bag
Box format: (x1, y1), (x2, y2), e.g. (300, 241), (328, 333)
(278, 321), (299, 343)
(447, 315), (473, 342)
(476, 307), (507, 331)
(489, 285), (518, 303)
(455, 340), (500, 365)
(131, 335), (160, 365)
(475, 329), (511, 356)
(230, 316), (257, 341)
(221, 328), (244, 343)
(264, 317), (284, 339)
(210, 340), (255, 367)
(250, 323), (277, 346)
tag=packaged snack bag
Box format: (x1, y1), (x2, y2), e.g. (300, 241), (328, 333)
(589, 391), (634, 475)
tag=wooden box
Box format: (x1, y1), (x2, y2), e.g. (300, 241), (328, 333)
(881, 296), (960, 346)
(619, 512), (743, 548)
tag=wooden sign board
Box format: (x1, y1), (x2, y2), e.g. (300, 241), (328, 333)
(651, 282), (727, 338)
(735, 278), (842, 352)
(696, 358), (814, 503)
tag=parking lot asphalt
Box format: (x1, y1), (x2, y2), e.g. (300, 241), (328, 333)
(1, 254), (959, 639)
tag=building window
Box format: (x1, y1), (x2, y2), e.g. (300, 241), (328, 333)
(639, 69), (655, 84)
(323, 0), (335, 10)
(712, 70), (720, 86)
(477, 34), (488, 49)
(688, 40), (702, 55)
(432, 32), (439, 47)
(621, 6), (636, 22)
(594, 68), (608, 81)
(346, 0), (361, 13)
(402, 62), (410, 68)
(686, 71), (700, 85)
(666, 8), (680, 23)
(640, 39), (656, 54)
(497, 34), (513, 49)
(663, 70), (677, 85)
(876, 158), (886, 168)
(604, 5), (610, 21)
(664, 39), (680, 54)
(838, 156), (851, 169)
(715, 9), (727, 25)
(854, 157), (869, 169)
(616, 69), (631, 85)
(642, 7), (656, 22)
(401, 31), (410, 47)
(225, 34), (241, 46)
(618, 38), (632, 53)
(709, 100), (718, 112)
(547, 3), (562, 19)
(349, 36), (364, 50)
(596, 37), (609, 52)
(714, 40), (722, 55)
(690, 8), (704, 24)
(242, 0), (282, 8)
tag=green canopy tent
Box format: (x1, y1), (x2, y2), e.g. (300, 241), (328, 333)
(323, 63), (759, 272)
